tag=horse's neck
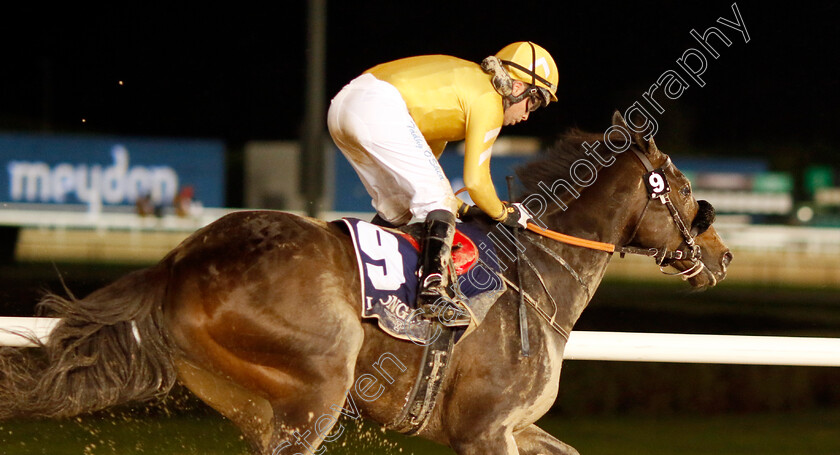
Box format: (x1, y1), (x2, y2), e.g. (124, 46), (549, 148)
(532, 181), (641, 337)
(521, 232), (611, 341)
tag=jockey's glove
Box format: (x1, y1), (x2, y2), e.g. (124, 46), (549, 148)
(495, 202), (531, 229)
(456, 201), (484, 219)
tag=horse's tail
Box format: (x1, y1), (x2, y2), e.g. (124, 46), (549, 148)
(0, 264), (178, 420)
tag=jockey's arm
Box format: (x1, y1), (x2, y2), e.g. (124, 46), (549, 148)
(461, 93), (506, 220)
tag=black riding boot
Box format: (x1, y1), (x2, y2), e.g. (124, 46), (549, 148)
(417, 210), (470, 325)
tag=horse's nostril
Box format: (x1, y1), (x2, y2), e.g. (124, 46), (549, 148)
(722, 251), (733, 267)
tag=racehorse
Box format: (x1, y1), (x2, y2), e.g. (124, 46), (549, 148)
(0, 113), (731, 455)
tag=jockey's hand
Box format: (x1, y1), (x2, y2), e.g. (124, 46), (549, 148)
(495, 202), (531, 229)
(456, 201), (484, 219)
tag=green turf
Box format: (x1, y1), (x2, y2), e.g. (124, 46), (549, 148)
(2, 410), (839, 454)
(538, 410), (840, 455)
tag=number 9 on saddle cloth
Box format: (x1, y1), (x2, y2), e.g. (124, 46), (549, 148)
(337, 218), (505, 345)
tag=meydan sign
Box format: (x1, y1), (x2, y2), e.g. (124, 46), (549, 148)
(1, 134), (225, 208)
(8, 146), (178, 205)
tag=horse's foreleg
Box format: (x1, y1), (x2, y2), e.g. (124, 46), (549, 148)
(514, 424), (580, 455)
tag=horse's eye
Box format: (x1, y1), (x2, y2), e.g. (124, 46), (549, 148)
(680, 186), (691, 196)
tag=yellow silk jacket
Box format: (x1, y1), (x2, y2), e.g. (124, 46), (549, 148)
(365, 55), (506, 219)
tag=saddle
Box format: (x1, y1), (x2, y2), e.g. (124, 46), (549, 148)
(337, 218), (505, 345)
(393, 223), (481, 276)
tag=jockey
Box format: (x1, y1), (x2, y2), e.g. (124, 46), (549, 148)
(327, 41), (559, 319)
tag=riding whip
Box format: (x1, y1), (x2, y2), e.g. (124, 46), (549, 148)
(507, 175), (530, 357)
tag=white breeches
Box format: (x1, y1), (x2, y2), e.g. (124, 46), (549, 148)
(327, 73), (458, 225)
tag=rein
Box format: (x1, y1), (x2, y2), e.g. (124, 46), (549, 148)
(524, 149), (705, 279)
(451, 148), (707, 340)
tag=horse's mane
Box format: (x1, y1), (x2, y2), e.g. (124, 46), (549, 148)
(516, 127), (632, 209)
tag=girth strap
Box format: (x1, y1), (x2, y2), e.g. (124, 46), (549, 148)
(388, 321), (457, 435)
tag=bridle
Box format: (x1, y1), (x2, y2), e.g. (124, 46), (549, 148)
(476, 147), (715, 342)
(525, 148), (712, 280)
(619, 149), (706, 278)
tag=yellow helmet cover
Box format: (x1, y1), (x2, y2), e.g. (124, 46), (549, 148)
(495, 41), (559, 102)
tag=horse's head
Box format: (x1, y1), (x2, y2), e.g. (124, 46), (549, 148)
(611, 111), (731, 289)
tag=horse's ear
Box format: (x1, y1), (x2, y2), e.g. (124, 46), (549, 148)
(613, 109), (657, 156)
(647, 135), (660, 155)
(611, 110), (627, 129)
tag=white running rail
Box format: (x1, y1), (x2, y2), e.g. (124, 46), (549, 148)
(564, 331), (840, 367)
(0, 317), (61, 347)
(2, 317), (839, 367)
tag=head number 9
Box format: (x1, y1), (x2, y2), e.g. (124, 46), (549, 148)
(644, 169), (670, 199)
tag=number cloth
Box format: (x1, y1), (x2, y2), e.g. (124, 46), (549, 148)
(340, 217), (504, 343)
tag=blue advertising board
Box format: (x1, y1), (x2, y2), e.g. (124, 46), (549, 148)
(0, 134), (226, 208)
(332, 146), (531, 212)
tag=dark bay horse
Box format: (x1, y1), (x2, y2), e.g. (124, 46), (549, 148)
(0, 113), (731, 454)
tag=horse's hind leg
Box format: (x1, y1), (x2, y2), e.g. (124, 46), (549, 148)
(163, 214), (367, 454)
(172, 330), (363, 455)
(174, 356), (275, 453)
(514, 424), (580, 455)
(170, 320), (364, 455)
(265, 370), (359, 455)
(167, 290), (364, 454)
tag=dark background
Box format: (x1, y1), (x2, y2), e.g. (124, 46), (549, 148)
(1, 1), (839, 420)
(1, 1), (837, 164)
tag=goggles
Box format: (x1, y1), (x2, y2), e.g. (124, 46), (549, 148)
(526, 86), (551, 112)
